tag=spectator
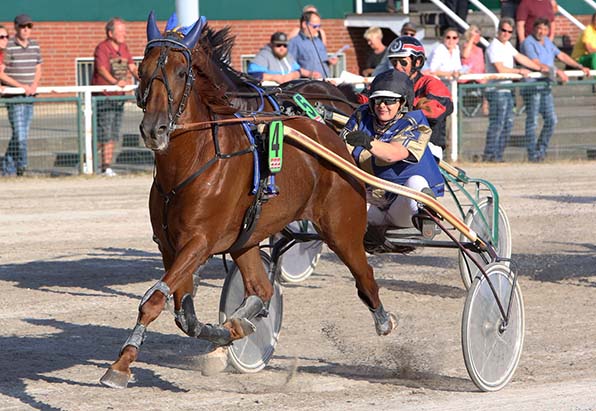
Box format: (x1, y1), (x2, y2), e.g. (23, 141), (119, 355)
(0, 25), (7, 70)
(400, 22), (418, 37)
(362, 27), (386, 77)
(0, 25), (8, 94)
(571, 12), (596, 70)
(441, 0), (470, 35)
(385, 36), (454, 151)
(92, 17), (139, 177)
(483, 18), (544, 163)
(461, 25), (489, 115)
(340, 69), (444, 252)
(426, 27), (463, 80)
(500, 0), (520, 19)
(461, 25), (485, 75)
(372, 22), (418, 75)
(520, 17), (591, 162)
(247, 32), (301, 84)
(0, 14), (42, 177)
(516, 0), (556, 44)
(288, 4), (327, 46)
(288, 11), (337, 79)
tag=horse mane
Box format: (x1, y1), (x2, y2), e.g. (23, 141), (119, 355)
(191, 24), (261, 114)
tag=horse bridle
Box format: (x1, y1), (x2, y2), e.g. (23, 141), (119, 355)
(137, 36), (195, 135)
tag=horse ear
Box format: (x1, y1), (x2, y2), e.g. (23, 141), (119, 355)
(146, 10), (162, 41)
(180, 16), (206, 49)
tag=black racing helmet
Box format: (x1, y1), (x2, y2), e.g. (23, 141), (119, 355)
(386, 36), (426, 71)
(369, 69), (414, 111)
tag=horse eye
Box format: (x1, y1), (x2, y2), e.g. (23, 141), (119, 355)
(177, 69), (186, 79)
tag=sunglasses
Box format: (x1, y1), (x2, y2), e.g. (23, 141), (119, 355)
(390, 57), (409, 68)
(309, 23), (321, 29)
(403, 31), (416, 36)
(500, 28), (513, 34)
(18, 23), (33, 29)
(273, 44), (287, 48)
(0, 35), (8, 40)
(445, 35), (459, 40)
(373, 97), (400, 106)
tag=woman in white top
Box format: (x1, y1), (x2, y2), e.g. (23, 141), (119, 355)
(426, 27), (462, 79)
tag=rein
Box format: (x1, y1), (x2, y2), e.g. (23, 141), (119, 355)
(172, 114), (303, 132)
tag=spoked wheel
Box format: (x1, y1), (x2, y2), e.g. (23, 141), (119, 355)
(219, 251), (283, 373)
(458, 198), (512, 289)
(462, 263), (524, 392)
(279, 220), (323, 283)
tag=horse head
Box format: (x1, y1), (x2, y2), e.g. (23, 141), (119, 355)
(137, 11), (205, 152)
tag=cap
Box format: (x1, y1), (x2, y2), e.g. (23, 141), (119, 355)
(270, 32), (288, 45)
(400, 22), (417, 35)
(15, 14), (33, 26)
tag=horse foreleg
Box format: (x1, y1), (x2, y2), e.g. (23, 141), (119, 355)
(100, 240), (209, 388)
(100, 281), (170, 388)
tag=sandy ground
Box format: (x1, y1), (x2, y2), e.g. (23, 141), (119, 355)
(1, 162), (596, 411)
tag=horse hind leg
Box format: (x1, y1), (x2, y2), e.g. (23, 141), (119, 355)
(316, 207), (397, 336)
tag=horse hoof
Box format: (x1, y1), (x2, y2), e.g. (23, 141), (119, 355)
(99, 368), (132, 389)
(376, 312), (398, 336)
(199, 346), (229, 376)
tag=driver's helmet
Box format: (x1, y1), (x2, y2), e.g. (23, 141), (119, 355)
(386, 36), (426, 71)
(368, 69), (414, 112)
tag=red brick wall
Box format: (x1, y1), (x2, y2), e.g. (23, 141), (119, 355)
(0, 19), (364, 87)
(1, 15), (590, 87)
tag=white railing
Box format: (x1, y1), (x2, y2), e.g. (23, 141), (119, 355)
(2, 85), (136, 174)
(2, 70), (595, 171)
(582, 0), (596, 10)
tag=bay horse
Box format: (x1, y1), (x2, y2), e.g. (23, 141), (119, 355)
(100, 13), (396, 388)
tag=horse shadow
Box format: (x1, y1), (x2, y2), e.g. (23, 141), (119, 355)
(513, 241), (596, 285)
(0, 318), (222, 410)
(0, 247), (229, 299)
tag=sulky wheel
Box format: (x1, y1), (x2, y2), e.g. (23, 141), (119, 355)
(279, 220), (323, 283)
(462, 263), (524, 392)
(218, 251), (283, 373)
(458, 198), (512, 289)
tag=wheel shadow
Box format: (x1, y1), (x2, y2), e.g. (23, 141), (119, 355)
(269, 355), (474, 393)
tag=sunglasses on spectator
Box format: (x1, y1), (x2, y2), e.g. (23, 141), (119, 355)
(390, 57), (410, 68)
(500, 28), (513, 34)
(18, 23), (33, 29)
(445, 35), (459, 40)
(0, 35), (8, 39)
(373, 97), (400, 106)
(309, 23), (321, 29)
(273, 44), (287, 48)
(403, 31), (416, 36)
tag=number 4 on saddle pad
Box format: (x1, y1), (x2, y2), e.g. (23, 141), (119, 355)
(293, 93), (324, 123)
(268, 120), (284, 173)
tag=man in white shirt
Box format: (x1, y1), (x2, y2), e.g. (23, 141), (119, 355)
(482, 17), (543, 162)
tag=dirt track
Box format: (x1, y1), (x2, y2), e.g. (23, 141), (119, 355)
(1, 162), (596, 411)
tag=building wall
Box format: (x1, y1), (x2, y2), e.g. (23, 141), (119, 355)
(0, 18), (364, 87)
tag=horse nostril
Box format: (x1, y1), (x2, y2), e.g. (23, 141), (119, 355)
(156, 125), (168, 137)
